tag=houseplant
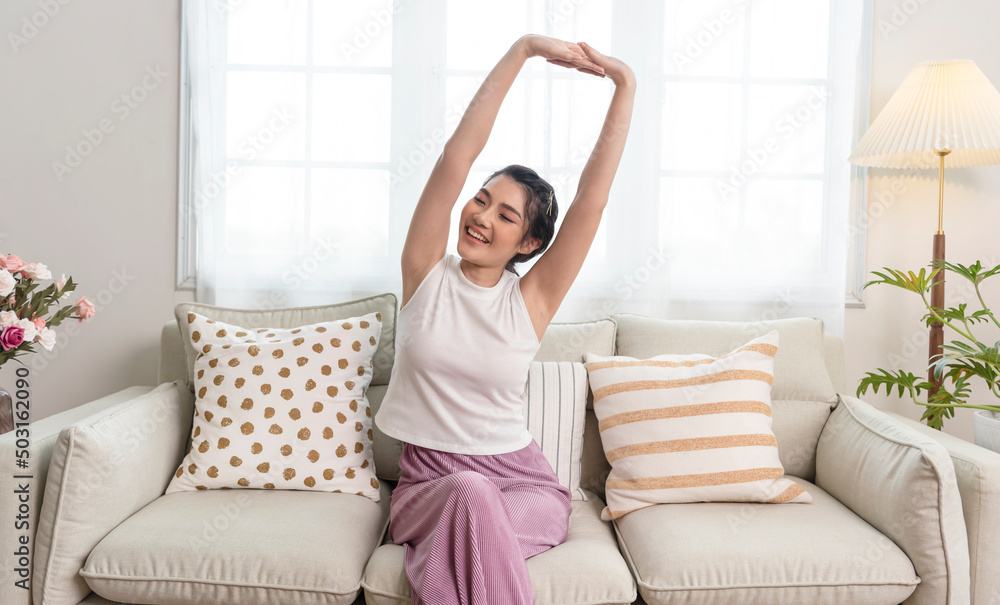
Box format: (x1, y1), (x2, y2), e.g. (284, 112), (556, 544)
(0, 253), (96, 434)
(857, 260), (1000, 446)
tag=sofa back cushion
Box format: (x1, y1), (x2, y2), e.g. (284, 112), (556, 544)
(611, 314), (839, 481)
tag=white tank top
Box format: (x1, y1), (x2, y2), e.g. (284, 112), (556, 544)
(375, 252), (541, 455)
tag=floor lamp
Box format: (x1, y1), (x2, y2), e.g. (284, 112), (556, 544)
(849, 60), (1000, 394)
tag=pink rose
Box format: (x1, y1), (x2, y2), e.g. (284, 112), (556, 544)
(33, 317), (46, 330)
(74, 296), (96, 321)
(1, 325), (24, 351)
(1, 255), (24, 272)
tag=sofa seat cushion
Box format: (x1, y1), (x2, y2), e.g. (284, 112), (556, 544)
(361, 489), (636, 605)
(613, 477), (920, 605)
(80, 485), (390, 605)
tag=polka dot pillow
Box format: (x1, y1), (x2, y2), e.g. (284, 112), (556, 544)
(165, 311), (383, 502)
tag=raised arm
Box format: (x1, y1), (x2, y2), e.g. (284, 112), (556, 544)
(521, 42), (636, 321)
(400, 36), (604, 307)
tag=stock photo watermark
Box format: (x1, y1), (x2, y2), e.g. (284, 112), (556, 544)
(7, 0), (71, 54)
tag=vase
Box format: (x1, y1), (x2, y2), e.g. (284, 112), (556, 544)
(0, 384), (12, 436)
(973, 410), (1000, 454)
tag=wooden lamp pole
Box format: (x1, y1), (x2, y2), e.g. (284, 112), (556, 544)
(928, 148), (950, 397)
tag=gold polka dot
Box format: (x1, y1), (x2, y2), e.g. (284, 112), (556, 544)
(238, 478), (250, 487)
(298, 427), (311, 440)
(341, 322), (353, 330)
(323, 427), (333, 439)
(312, 401), (324, 413)
(252, 365), (264, 376)
(323, 468), (335, 480)
(218, 395), (228, 407)
(304, 476), (316, 487)
(307, 450), (319, 462)
(279, 367), (290, 378)
(291, 328), (301, 334)
(281, 389), (294, 400)
(305, 379), (316, 391)
(297, 356), (308, 367)
(370, 336), (377, 346)
(236, 331), (247, 337)
(187, 312), (196, 324)
(198, 386), (207, 399)
(371, 478), (380, 489)
(360, 320), (370, 329)
(222, 344), (231, 350)
(281, 444), (292, 456)
(367, 428), (373, 440)
(230, 456), (242, 467)
(321, 365), (332, 376)
(257, 462), (270, 473)
(256, 328), (267, 333)
(269, 424), (282, 434)
(345, 380), (355, 390)
(248, 345), (260, 356)
(218, 437), (230, 449)
(241, 422), (254, 435)
(202, 344), (213, 353)
(207, 466), (219, 478)
(355, 442), (364, 454)
(197, 369), (205, 379)
(346, 468), (356, 479)
(330, 338), (341, 347)
(353, 341), (362, 352)
(289, 408), (301, 420)
(292, 337), (305, 346)
(204, 410), (214, 422)
(193, 426), (201, 438)
(214, 375), (225, 386)
(208, 359), (218, 369)
(216, 329), (227, 337)
(206, 319), (216, 324)
(376, 312), (381, 321)
(316, 326), (327, 333)
(272, 349), (284, 359)
(350, 400), (358, 412)
(198, 440), (209, 453)
(196, 485), (207, 490)
(263, 483), (275, 489)
(365, 406), (371, 418)
(337, 412), (347, 424)
(251, 442), (262, 454)
(221, 417), (232, 427)
(327, 385), (339, 397)
(338, 359), (349, 370)
(188, 463), (197, 474)
(357, 366), (365, 376)
(261, 384), (271, 395)
(312, 343), (323, 354)
(352, 421), (362, 433)
(175, 467), (183, 478)
(192, 331), (201, 343)
(361, 459), (370, 469)
(241, 397), (254, 410)
(228, 358), (240, 367)
(336, 444), (347, 457)
(265, 407), (275, 418)
(283, 468), (296, 480)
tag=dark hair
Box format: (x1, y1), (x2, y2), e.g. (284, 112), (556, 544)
(481, 165), (559, 276)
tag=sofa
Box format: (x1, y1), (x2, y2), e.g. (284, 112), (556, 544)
(2, 292), (998, 605)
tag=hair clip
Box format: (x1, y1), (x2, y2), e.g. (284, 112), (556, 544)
(547, 190), (553, 216)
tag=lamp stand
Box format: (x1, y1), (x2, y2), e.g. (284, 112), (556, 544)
(928, 148), (950, 398)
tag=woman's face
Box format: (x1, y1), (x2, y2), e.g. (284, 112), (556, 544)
(458, 174), (540, 265)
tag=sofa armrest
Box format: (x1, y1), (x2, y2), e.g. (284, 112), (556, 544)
(815, 395), (969, 605)
(0, 385), (156, 605)
(884, 410), (1000, 605)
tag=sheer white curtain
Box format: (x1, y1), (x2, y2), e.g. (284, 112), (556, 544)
(184, 0), (867, 338)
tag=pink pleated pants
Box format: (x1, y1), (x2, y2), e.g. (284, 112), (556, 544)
(387, 439), (573, 605)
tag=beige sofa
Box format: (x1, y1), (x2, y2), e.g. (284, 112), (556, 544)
(2, 293), (998, 605)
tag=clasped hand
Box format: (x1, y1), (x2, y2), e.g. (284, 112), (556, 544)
(519, 34), (635, 87)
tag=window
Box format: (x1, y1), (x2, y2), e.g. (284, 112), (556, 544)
(179, 0), (870, 336)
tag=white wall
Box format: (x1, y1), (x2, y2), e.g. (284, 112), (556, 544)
(846, 0), (1000, 443)
(2, 0), (999, 445)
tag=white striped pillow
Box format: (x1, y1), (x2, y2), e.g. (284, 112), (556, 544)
(584, 331), (810, 520)
(522, 361), (589, 501)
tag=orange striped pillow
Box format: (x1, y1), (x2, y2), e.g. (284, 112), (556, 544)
(584, 330), (811, 520)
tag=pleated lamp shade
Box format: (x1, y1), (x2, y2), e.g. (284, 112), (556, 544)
(849, 60), (1000, 168)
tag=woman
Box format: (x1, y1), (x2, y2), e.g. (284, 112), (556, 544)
(374, 33), (635, 605)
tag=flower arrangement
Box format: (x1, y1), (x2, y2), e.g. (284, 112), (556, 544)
(0, 253), (96, 367)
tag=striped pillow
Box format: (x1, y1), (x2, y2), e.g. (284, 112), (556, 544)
(522, 361), (589, 501)
(584, 331), (810, 520)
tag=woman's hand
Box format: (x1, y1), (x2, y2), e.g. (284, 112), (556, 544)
(574, 42), (635, 88)
(519, 34), (605, 78)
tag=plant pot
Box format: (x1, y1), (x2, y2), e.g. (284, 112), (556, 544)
(973, 410), (1000, 454)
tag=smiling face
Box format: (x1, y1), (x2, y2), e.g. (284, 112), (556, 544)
(458, 173), (541, 267)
